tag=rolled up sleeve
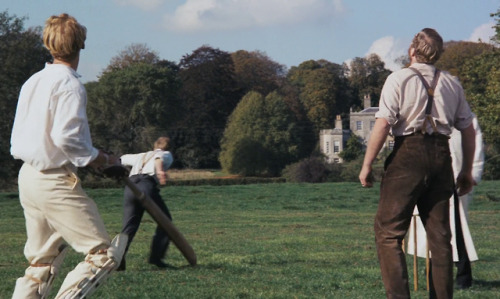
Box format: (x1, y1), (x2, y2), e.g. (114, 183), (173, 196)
(375, 73), (399, 126)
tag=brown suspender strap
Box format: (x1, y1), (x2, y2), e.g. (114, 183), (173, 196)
(138, 151), (155, 174)
(408, 67), (441, 134)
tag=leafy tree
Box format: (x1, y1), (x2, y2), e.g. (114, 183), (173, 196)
(436, 41), (495, 76)
(231, 50), (286, 96)
(86, 61), (181, 155)
(219, 91), (305, 176)
(174, 46), (243, 168)
(301, 68), (337, 130)
(470, 7), (500, 179)
(287, 59), (353, 131)
(491, 8), (500, 44)
(279, 82), (317, 157)
(460, 50), (500, 179)
(0, 11), (51, 189)
(103, 43), (160, 74)
(339, 133), (363, 162)
(348, 54), (391, 109)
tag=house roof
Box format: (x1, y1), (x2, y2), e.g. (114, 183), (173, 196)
(360, 107), (379, 113)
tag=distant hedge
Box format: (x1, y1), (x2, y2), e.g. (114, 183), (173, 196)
(165, 177), (285, 186)
(81, 176), (285, 189)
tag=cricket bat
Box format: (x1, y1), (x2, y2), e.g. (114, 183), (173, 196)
(123, 177), (197, 266)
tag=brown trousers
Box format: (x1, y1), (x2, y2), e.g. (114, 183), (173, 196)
(375, 134), (454, 299)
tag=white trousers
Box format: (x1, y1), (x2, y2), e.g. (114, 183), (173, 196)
(12, 163), (111, 299)
(407, 193), (478, 262)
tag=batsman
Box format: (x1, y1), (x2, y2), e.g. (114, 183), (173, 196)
(117, 136), (176, 270)
(108, 137), (197, 268)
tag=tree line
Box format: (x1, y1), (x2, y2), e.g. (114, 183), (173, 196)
(1, 9), (499, 189)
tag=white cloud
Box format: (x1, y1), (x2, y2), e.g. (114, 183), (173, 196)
(468, 22), (495, 43)
(366, 36), (408, 71)
(163, 0), (345, 32)
(113, 0), (163, 11)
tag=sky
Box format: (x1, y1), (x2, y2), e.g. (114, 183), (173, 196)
(3, 0), (498, 83)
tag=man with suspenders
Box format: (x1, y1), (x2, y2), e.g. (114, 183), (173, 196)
(118, 137), (175, 270)
(359, 28), (476, 298)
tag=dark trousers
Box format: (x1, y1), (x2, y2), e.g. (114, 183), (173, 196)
(375, 134), (454, 299)
(454, 193), (472, 288)
(120, 174), (172, 267)
(429, 193), (472, 293)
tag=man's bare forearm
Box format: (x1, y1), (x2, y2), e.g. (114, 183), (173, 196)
(363, 118), (391, 167)
(359, 118), (390, 187)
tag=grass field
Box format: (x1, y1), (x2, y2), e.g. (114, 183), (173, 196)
(0, 181), (499, 298)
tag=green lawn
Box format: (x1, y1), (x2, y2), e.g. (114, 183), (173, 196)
(0, 181), (499, 298)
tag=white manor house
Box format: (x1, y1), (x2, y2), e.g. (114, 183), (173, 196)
(320, 95), (394, 163)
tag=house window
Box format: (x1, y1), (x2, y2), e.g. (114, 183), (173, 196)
(334, 141), (340, 153)
(370, 121), (375, 130)
(388, 140), (394, 150)
(325, 141), (330, 153)
(356, 121), (362, 130)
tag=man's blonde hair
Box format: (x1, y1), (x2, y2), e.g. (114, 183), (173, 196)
(43, 13), (86, 61)
(410, 28), (443, 64)
(154, 137), (170, 151)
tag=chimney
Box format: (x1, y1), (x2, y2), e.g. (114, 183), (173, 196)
(335, 115), (342, 129)
(364, 94), (371, 109)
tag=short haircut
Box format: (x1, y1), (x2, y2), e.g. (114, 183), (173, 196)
(154, 137), (170, 151)
(43, 13), (86, 61)
(411, 28), (443, 64)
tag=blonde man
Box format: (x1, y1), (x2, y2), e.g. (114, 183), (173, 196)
(359, 28), (475, 298)
(11, 13), (122, 298)
(118, 137), (174, 270)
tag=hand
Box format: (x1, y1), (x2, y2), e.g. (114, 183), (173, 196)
(456, 171), (476, 196)
(359, 165), (374, 188)
(89, 150), (120, 171)
(157, 171), (168, 185)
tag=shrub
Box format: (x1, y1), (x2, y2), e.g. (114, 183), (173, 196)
(339, 158), (363, 182)
(325, 162), (344, 182)
(282, 157), (330, 183)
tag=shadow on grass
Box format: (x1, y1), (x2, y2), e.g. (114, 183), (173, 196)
(126, 263), (196, 272)
(473, 279), (500, 289)
(159, 264), (198, 271)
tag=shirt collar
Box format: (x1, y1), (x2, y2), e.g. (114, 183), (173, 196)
(410, 62), (436, 71)
(45, 62), (82, 78)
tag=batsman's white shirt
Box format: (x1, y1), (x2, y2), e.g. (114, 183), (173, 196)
(121, 150), (173, 177)
(10, 63), (99, 171)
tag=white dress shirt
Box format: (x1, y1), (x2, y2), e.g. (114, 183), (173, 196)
(10, 63), (99, 171)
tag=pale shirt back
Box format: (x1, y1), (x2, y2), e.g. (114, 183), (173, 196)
(10, 63), (99, 171)
(449, 114), (484, 182)
(121, 150), (171, 177)
(376, 63), (473, 136)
